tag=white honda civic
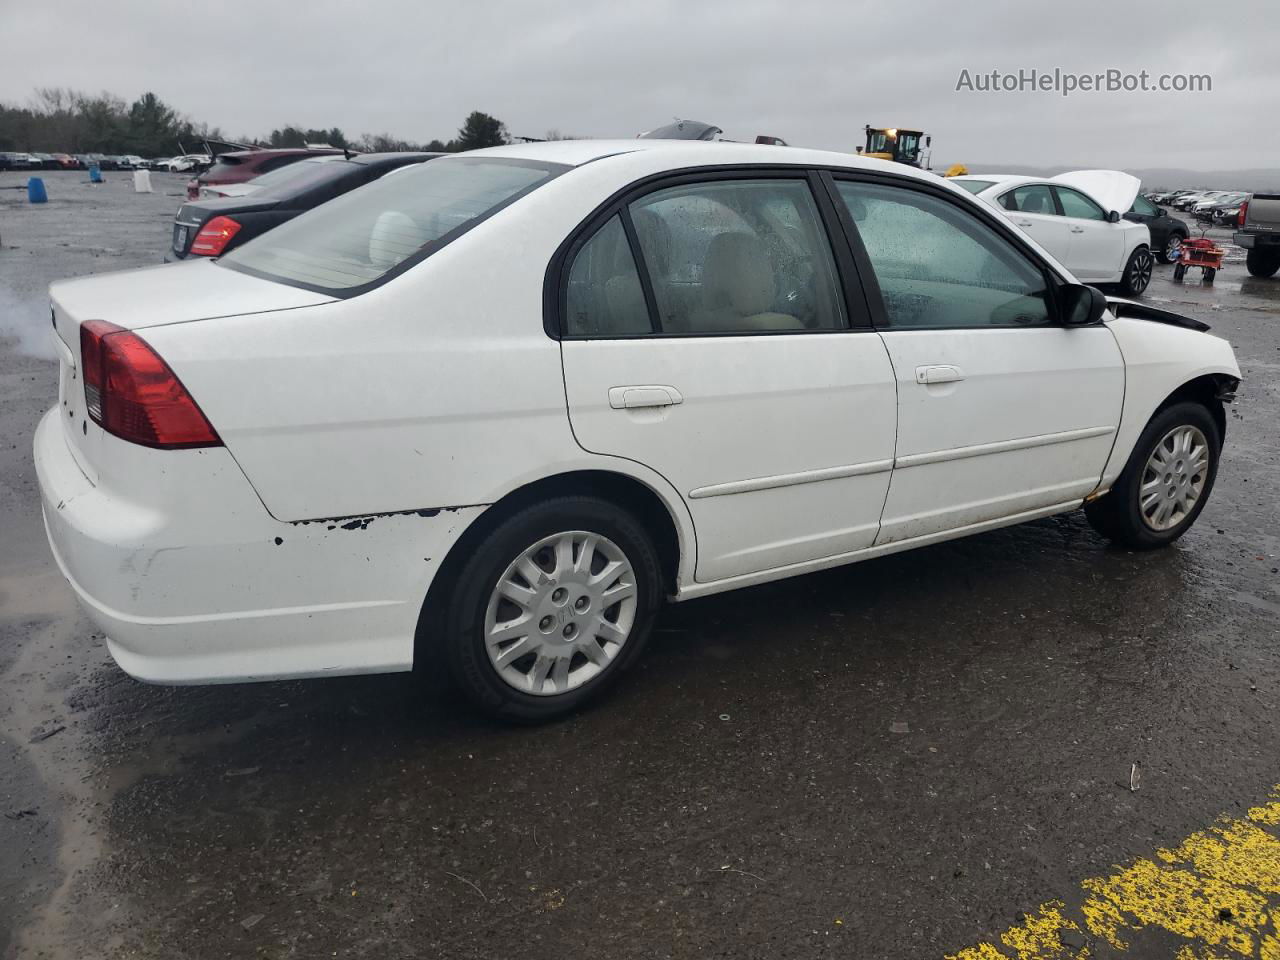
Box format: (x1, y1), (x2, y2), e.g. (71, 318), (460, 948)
(951, 170), (1155, 296)
(35, 141), (1240, 721)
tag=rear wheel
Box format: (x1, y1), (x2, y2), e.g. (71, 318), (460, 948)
(1173, 263), (1186, 282)
(1085, 402), (1220, 549)
(1120, 246), (1154, 295)
(1157, 232), (1184, 264)
(441, 496), (663, 722)
(1246, 248), (1280, 278)
(1204, 267), (1216, 284)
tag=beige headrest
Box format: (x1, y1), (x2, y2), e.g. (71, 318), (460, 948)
(701, 233), (775, 316)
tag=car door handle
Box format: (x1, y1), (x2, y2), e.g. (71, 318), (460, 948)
(608, 385), (684, 409)
(914, 364), (965, 385)
(1070, 226), (1086, 233)
(1015, 219), (1033, 227)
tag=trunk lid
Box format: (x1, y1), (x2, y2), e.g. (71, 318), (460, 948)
(49, 260), (334, 483)
(1052, 170), (1142, 215)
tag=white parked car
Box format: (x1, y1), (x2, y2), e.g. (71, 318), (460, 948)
(35, 142), (1240, 721)
(952, 171), (1155, 295)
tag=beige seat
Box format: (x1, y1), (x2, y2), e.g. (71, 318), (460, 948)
(687, 232), (802, 333)
(368, 211), (427, 270)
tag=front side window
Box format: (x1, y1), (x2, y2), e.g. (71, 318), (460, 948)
(1055, 186), (1106, 220)
(564, 215), (651, 337)
(627, 179), (844, 334)
(221, 157), (563, 293)
(835, 180), (1052, 329)
(1000, 184), (1057, 215)
(1131, 195), (1159, 217)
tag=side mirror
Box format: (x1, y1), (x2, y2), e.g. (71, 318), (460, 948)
(1061, 283), (1108, 326)
(1107, 209), (1121, 223)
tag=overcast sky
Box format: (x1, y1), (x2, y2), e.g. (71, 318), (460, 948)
(2, 0), (1276, 170)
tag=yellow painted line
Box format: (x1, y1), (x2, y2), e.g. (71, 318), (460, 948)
(947, 786), (1280, 959)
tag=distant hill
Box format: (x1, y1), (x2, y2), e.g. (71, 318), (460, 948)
(936, 163), (1279, 192)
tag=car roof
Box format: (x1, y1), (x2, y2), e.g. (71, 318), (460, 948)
(458, 138), (944, 181)
(952, 174), (1049, 194)
(351, 151), (444, 166)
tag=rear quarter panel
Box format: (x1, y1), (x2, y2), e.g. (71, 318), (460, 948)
(140, 158), (701, 570)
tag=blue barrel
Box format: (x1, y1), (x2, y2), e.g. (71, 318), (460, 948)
(88, 164), (102, 183)
(27, 177), (48, 203)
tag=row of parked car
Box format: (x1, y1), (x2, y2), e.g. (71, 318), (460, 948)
(1147, 189), (1250, 225)
(0, 151), (212, 172)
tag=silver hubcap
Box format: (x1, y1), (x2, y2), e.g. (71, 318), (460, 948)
(1139, 425), (1209, 532)
(484, 530), (638, 696)
(1130, 250), (1153, 292)
(1166, 236), (1182, 260)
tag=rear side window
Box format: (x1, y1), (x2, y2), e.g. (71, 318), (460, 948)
(626, 179), (845, 334)
(836, 180), (1052, 329)
(564, 215), (651, 336)
(220, 157), (563, 294)
(1000, 184), (1056, 215)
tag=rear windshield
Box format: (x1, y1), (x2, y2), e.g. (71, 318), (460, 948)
(248, 156), (351, 194)
(952, 179), (994, 195)
(219, 157), (565, 294)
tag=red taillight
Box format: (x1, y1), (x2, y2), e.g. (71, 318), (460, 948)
(79, 320), (221, 449)
(189, 216), (242, 256)
(1238, 200), (1248, 228)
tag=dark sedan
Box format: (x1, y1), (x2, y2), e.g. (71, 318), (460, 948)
(1126, 194), (1190, 263)
(168, 152), (441, 260)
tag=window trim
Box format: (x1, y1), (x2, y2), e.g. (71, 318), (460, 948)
(544, 165), (873, 341)
(822, 170), (1072, 331)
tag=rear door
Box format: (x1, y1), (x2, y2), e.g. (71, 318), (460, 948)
(827, 174), (1124, 544)
(995, 183), (1072, 264)
(1053, 186), (1125, 281)
(558, 172), (898, 583)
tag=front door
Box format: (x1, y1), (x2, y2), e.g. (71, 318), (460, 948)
(829, 176), (1125, 543)
(558, 175), (898, 582)
(1053, 185), (1125, 281)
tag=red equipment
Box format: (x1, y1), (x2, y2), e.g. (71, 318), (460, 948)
(1173, 236), (1226, 284)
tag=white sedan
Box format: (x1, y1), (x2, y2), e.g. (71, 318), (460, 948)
(35, 142), (1240, 721)
(952, 171), (1155, 295)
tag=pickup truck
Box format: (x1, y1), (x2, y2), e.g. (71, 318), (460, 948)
(1234, 194), (1280, 277)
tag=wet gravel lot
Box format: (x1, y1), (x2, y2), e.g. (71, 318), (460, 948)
(1, 170), (1278, 959)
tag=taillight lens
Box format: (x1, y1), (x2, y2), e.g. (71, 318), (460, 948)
(1238, 200), (1248, 228)
(189, 216), (242, 256)
(79, 320), (221, 449)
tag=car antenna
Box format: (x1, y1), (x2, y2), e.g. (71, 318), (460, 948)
(343, 148), (354, 160)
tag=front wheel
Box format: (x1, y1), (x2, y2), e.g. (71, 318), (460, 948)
(1120, 246), (1154, 295)
(1084, 401), (1221, 550)
(441, 496), (663, 722)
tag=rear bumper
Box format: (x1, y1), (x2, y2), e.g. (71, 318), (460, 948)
(34, 407), (485, 684)
(1234, 232), (1280, 250)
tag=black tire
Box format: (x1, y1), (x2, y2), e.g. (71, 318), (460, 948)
(1173, 263), (1186, 282)
(1156, 232), (1185, 264)
(1084, 401), (1221, 550)
(1204, 267), (1216, 284)
(1246, 248), (1280, 278)
(1120, 246), (1154, 295)
(441, 496), (663, 722)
